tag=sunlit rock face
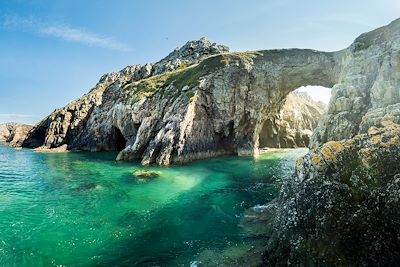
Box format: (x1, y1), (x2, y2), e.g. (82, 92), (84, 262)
(0, 123), (32, 147)
(264, 121), (400, 266)
(23, 18), (400, 165)
(311, 18), (400, 147)
(259, 91), (326, 149)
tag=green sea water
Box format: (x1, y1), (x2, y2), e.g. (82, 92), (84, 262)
(0, 145), (307, 266)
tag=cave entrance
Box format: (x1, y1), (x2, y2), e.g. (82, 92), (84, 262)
(258, 85), (332, 149)
(110, 126), (127, 151)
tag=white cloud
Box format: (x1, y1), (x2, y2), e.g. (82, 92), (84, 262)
(0, 113), (36, 124)
(2, 15), (130, 51)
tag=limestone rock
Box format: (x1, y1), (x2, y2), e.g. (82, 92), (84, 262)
(264, 121), (400, 266)
(23, 18), (400, 165)
(310, 18), (400, 147)
(0, 123), (33, 147)
(259, 91), (326, 148)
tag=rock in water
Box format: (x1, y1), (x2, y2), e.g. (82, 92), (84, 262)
(23, 19), (400, 165)
(133, 170), (161, 179)
(264, 121), (400, 266)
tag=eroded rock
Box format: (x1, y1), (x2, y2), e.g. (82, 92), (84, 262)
(22, 18), (400, 165)
(0, 123), (33, 147)
(264, 121), (400, 266)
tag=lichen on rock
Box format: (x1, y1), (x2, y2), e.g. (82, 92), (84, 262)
(263, 121), (400, 266)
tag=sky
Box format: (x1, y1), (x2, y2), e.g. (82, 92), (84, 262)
(0, 0), (399, 124)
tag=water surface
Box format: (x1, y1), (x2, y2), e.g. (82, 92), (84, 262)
(0, 145), (307, 266)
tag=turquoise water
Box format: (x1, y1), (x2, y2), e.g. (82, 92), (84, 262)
(0, 145), (307, 266)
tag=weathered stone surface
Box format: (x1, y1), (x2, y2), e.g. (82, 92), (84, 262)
(259, 91), (326, 148)
(311, 18), (400, 147)
(23, 18), (400, 165)
(0, 123), (33, 147)
(263, 121), (400, 266)
(23, 47), (338, 165)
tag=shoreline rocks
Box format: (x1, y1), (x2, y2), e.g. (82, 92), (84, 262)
(262, 121), (400, 266)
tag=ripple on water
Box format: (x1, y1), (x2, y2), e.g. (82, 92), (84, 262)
(0, 145), (307, 266)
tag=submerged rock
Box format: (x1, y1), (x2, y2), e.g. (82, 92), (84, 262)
(264, 121), (400, 266)
(133, 170), (161, 179)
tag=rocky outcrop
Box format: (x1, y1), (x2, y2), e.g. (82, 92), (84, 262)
(263, 121), (400, 266)
(23, 18), (400, 165)
(311, 18), (400, 147)
(259, 91), (326, 148)
(23, 47), (338, 165)
(0, 123), (33, 147)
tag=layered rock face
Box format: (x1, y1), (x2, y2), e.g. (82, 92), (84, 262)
(311, 18), (400, 147)
(264, 121), (400, 266)
(23, 46), (338, 165)
(0, 123), (33, 147)
(23, 18), (400, 165)
(259, 91), (326, 148)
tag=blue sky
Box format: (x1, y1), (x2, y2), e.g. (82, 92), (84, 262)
(0, 0), (399, 124)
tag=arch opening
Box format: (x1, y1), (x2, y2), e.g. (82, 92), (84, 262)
(258, 86), (332, 150)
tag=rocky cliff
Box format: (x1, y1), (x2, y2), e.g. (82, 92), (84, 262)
(22, 42), (338, 165)
(259, 91), (326, 148)
(311, 18), (400, 147)
(0, 123), (33, 147)
(263, 120), (400, 266)
(23, 18), (400, 165)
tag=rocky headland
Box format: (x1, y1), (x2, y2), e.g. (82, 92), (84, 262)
(240, 18), (400, 267)
(0, 123), (33, 147)
(6, 15), (400, 267)
(22, 18), (400, 167)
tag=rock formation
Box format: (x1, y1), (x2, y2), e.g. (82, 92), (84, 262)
(23, 18), (400, 166)
(263, 121), (400, 266)
(259, 91), (326, 149)
(0, 123), (33, 147)
(311, 18), (400, 147)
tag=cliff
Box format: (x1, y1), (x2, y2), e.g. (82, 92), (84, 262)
(259, 91), (326, 148)
(23, 18), (400, 166)
(311, 18), (400, 147)
(0, 123), (33, 147)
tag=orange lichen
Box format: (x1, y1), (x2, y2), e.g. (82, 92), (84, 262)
(371, 135), (383, 145)
(382, 135), (400, 149)
(320, 141), (345, 162)
(296, 158), (303, 167)
(367, 126), (380, 136)
(381, 120), (394, 127)
(312, 155), (322, 166)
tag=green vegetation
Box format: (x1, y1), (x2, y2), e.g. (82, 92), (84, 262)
(189, 91), (199, 103)
(126, 51), (263, 104)
(220, 51), (263, 66)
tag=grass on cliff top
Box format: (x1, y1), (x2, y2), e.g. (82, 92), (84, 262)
(126, 52), (264, 103)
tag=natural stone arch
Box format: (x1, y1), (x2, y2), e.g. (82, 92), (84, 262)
(215, 49), (342, 157)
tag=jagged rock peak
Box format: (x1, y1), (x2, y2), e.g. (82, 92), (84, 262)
(156, 37), (229, 65)
(98, 38), (230, 84)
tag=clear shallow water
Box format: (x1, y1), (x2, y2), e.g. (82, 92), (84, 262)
(0, 145), (307, 267)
